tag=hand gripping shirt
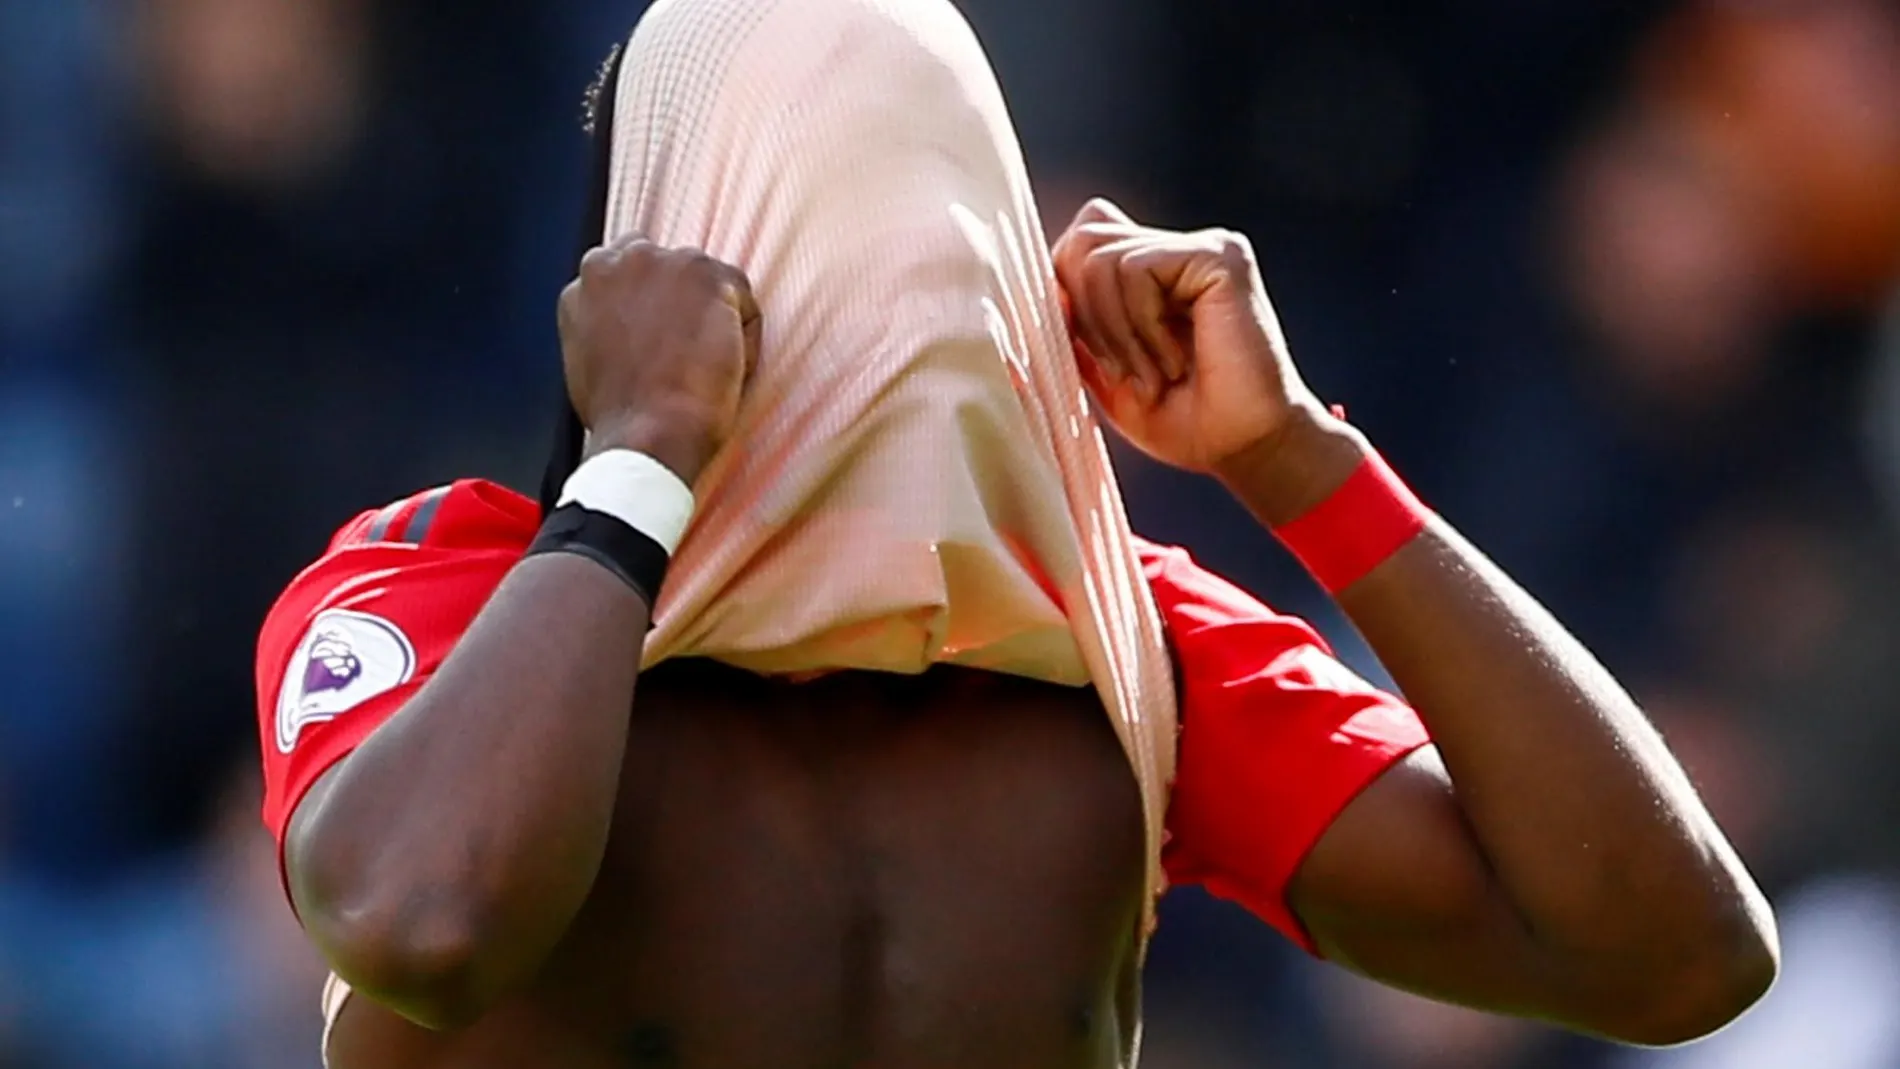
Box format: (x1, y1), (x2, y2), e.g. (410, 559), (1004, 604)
(256, 480), (1430, 952)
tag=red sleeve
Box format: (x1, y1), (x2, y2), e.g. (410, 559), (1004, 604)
(1142, 538), (1432, 955)
(254, 479), (536, 848)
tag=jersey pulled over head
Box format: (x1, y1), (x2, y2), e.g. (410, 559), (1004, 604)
(591, 0), (1177, 899)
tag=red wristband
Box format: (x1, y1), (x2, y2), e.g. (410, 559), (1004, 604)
(1273, 451), (1431, 593)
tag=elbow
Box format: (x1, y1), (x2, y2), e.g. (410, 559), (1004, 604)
(1592, 906), (1780, 1047)
(300, 883), (510, 1032)
(289, 809), (525, 1030)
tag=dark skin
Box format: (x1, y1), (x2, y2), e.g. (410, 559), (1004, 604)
(316, 663), (1149, 1069)
(291, 211), (1777, 1068)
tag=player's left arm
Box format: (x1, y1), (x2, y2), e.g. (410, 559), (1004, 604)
(1056, 200), (1777, 1046)
(1276, 484), (1777, 1045)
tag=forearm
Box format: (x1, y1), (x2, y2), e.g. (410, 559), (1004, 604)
(1220, 409), (1771, 959)
(1340, 527), (1760, 952)
(291, 552), (648, 1024)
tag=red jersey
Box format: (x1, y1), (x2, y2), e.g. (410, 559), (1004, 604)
(255, 480), (1429, 952)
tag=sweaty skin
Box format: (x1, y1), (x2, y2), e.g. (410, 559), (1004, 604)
(284, 208), (1777, 1068)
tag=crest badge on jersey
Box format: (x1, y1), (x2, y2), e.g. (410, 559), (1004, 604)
(275, 609), (417, 753)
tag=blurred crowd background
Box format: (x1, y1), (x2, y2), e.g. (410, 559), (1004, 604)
(2, 0), (1899, 1065)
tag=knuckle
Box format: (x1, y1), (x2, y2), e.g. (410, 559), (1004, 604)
(718, 261), (754, 296)
(583, 235), (662, 281)
(717, 262), (753, 297)
(619, 236), (659, 266)
(1214, 229), (1254, 263)
(704, 258), (748, 294)
(1057, 225), (1108, 261)
(1084, 245), (1125, 283)
(676, 251), (729, 288)
(1051, 238), (1082, 276)
(576, 246), (615, 282)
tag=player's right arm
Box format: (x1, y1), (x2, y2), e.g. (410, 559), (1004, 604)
(275, 237), (760, 1031)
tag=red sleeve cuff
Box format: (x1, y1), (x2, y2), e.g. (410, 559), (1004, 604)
(1138, 537), (1433, 955)
(1166, 698), (1430, 954)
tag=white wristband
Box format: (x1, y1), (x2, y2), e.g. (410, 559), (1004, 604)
(556, 450), (696, 556)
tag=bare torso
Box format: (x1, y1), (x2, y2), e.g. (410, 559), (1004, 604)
(328, 659), (1150, 1069)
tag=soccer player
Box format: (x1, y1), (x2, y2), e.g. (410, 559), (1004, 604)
(254, 1), (1777, 1066)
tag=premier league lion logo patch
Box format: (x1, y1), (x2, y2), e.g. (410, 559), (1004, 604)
(276, 609), (417, 753)
(304, 634), (364, 697)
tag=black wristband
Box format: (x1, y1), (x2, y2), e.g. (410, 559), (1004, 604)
(526, 503), (671, 613)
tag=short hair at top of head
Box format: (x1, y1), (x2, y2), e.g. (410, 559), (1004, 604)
(542, 36), (626, 518)
(582, 41), (625, 135)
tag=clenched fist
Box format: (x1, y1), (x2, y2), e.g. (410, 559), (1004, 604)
(558, 234), (762, 485)
(1052, 199), (1324, 475)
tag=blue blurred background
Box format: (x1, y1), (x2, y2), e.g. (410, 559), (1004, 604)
(3, 0), (1900, 1065)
